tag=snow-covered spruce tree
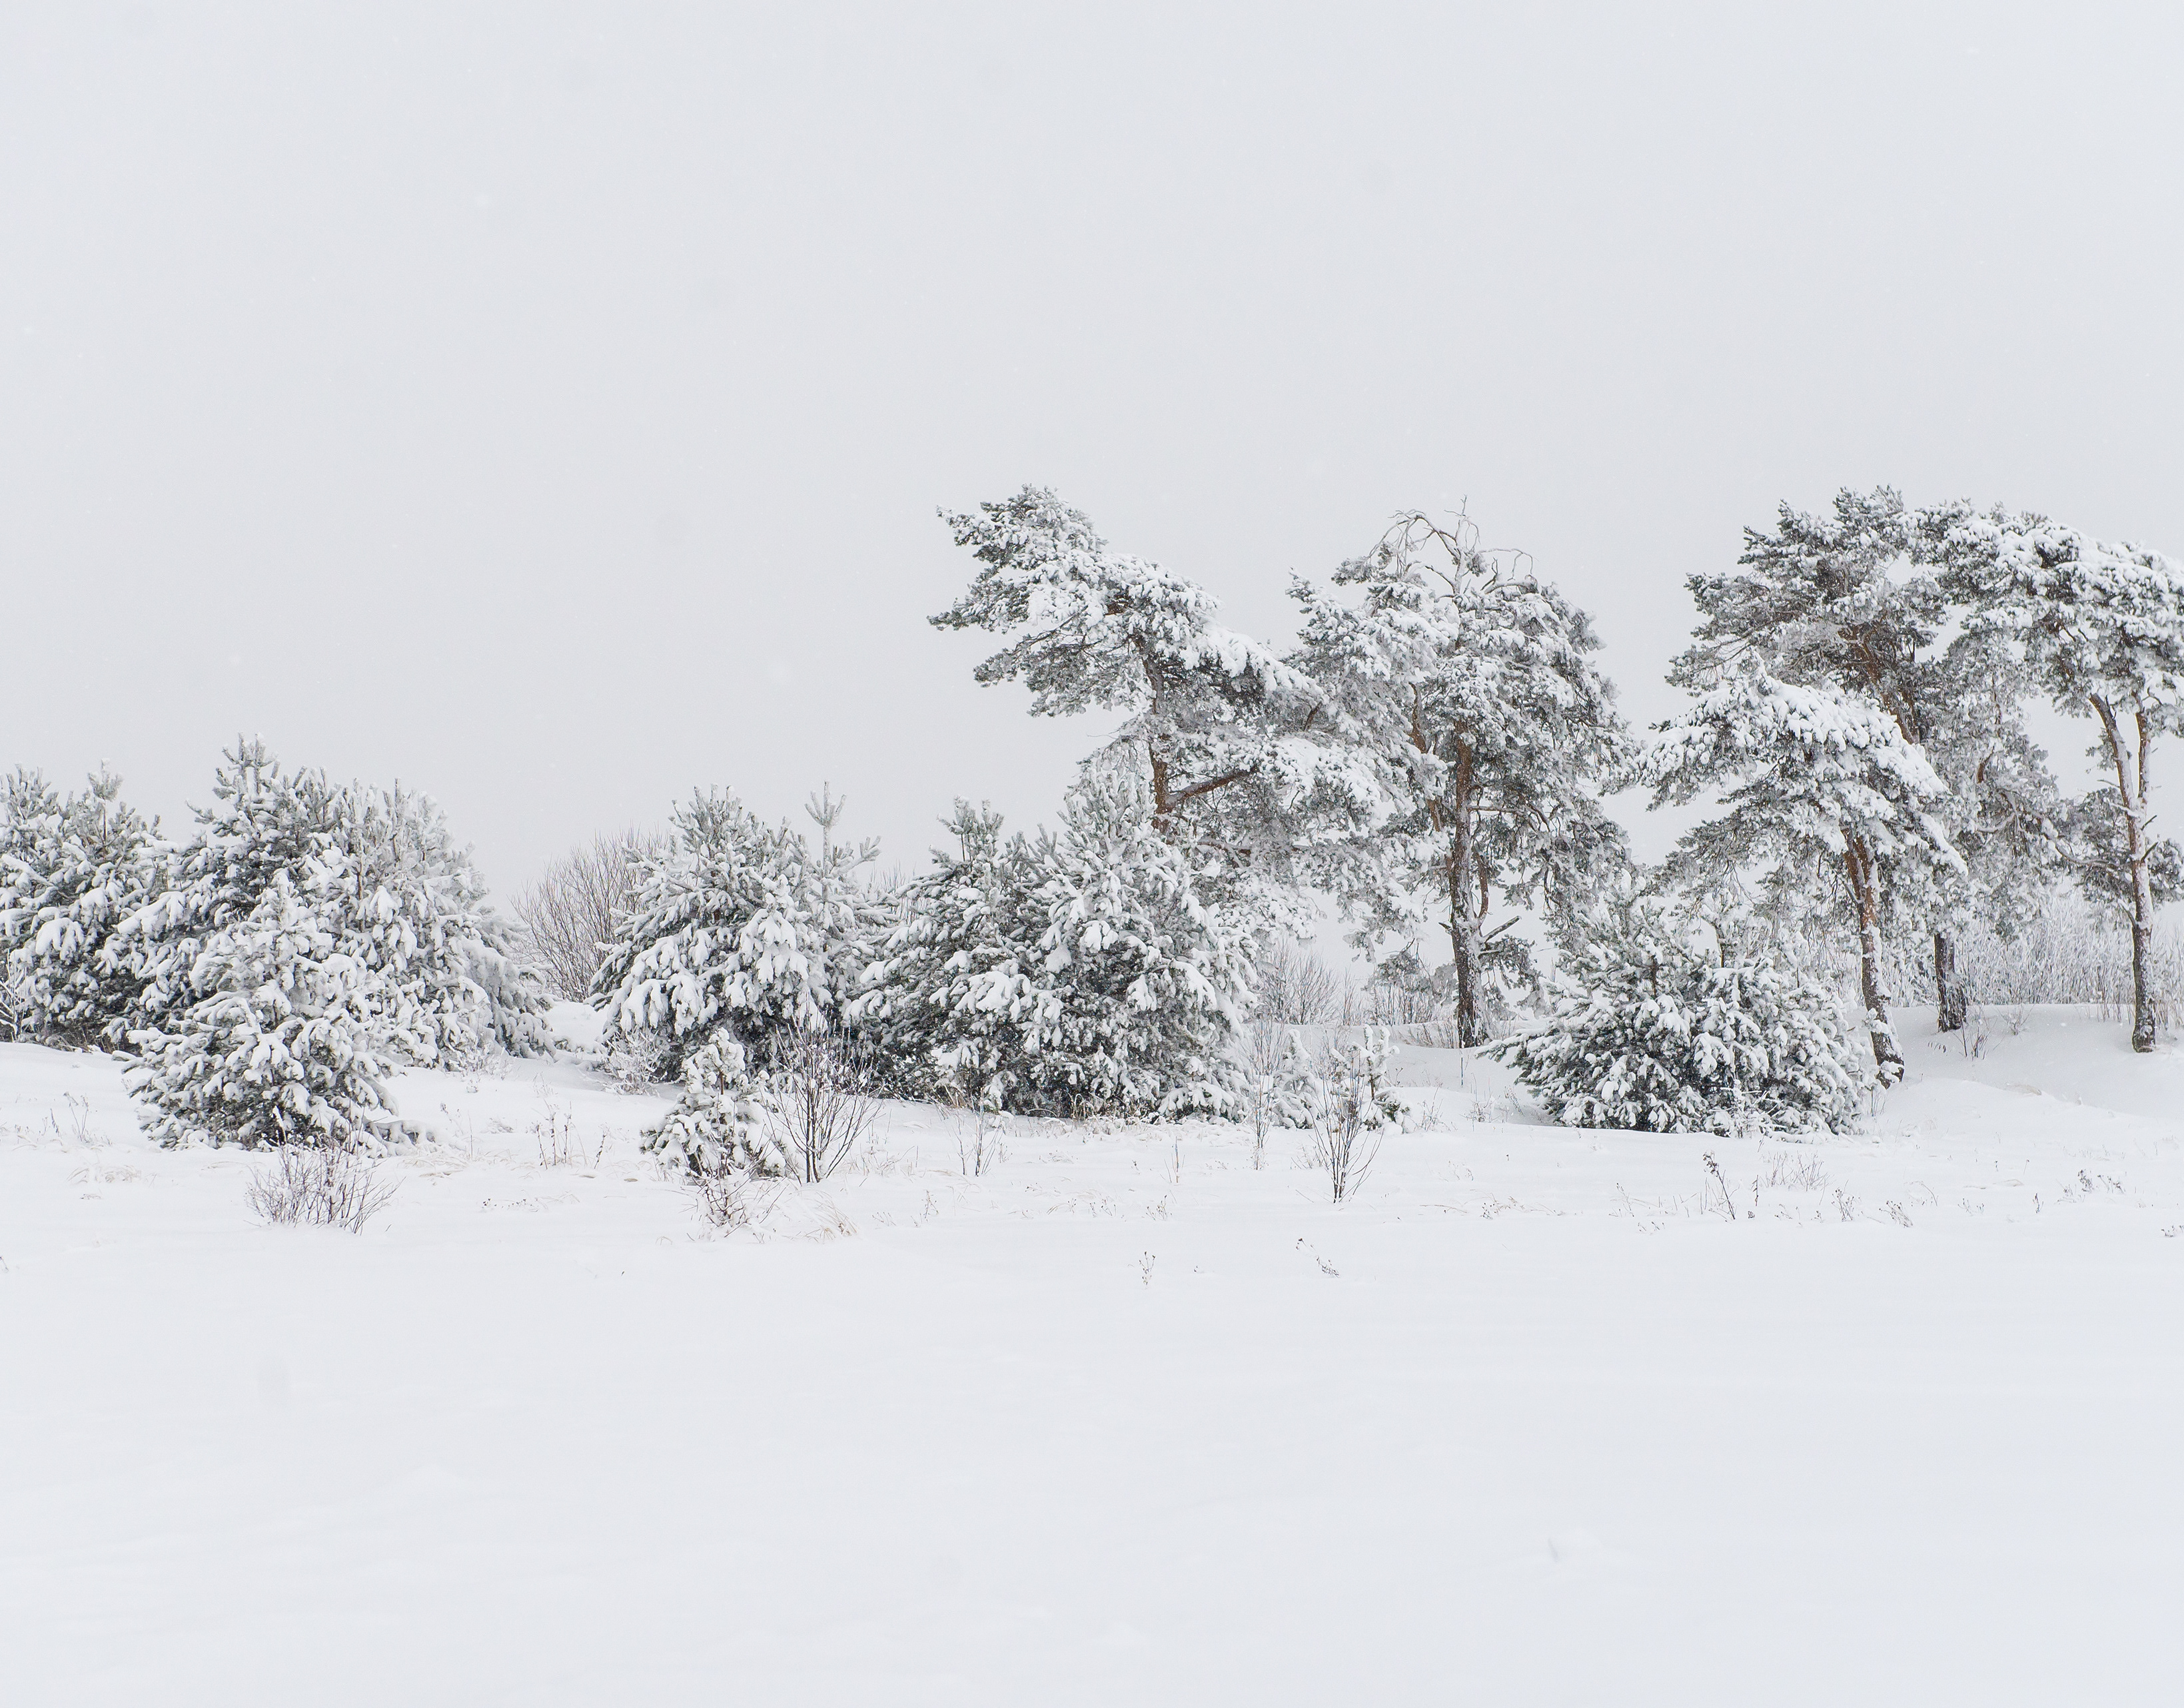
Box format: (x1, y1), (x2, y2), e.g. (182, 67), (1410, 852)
(127, 863), (420, 1150)
(640, 1031), (782, 1176)
(1289, 510), (1629, 1047)
(934, 486), (1348, 919)
(593, 786), (879, 1078)
(1929, 507), (2184, 1051)
(1680, 487), (2060, 1031)
(1637, 669), (1961, 1084)
(323, 783), (553, 1061)
(1492, 900), (1864, 1134)
(853, 800), (1047, 1106)
(1, 767), (165, 1049)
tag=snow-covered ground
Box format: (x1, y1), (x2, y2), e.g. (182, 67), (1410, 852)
(4, 1007), (2181, 1704)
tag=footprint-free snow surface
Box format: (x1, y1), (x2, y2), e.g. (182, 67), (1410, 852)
(3, 1006), (2180, 1705)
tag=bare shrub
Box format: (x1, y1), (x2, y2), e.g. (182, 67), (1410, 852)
(762, 1028), (877, 1184)
(511, 829), (664, 1002)
(689, 1166), (767, 1230)
(1236, 1019), (1304, 1170)
(954, 1090), (1005, 1177)
(1257, 939), (1343, 1025)
(245, 1143), (399, 1231)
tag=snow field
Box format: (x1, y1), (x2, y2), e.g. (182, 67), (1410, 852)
(3, 1009), (2182, 1704)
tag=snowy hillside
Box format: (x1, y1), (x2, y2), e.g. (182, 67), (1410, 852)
(4, 1010), (2181, 1705)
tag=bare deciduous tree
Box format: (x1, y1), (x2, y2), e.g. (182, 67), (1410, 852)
(511, 829), (664, 1001)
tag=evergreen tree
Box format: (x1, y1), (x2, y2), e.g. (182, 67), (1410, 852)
(594, 786), (879, 1075)
(1493, 899), (1864, 1134)
(111, 738), (344, 1031)
(934, 486), (1341, 915)
(1927, 506), (2184, 1051)
(127, 863), (418, 1149)
(853, 801), (1046, 1106)
(1638, 668), (1960, 1082)
(858, 781), (1253, 1117)
(2, 768), (163, 1048)
(641, 1031), (781, 1176)
(0, 769), (65, 1040)
(1290, 509), (1628, 1047)
(1010, 777), (1255, 1116)
(324, 783), (554, 1061)
(1678, 488), (2059, 1031)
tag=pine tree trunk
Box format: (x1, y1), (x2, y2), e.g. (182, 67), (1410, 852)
(1845, 839), (1903, 1084)
(2093, 695), (2159, 1054)
(1933, 931), (1967, 1033)
(1446, 754), (1487, 1051)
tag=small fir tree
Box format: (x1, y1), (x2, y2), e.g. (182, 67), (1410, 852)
(641, 1031), (782, 1176)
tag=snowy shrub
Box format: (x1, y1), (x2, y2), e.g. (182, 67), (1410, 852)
(1235, 1020), (1309, 1169)
(1492, 905), (1864, 1135)
(127, 868), (421, 1150)
(641, 1031), (782, 1177)
(1301, 1027), (1399, 1202)
(512, 829), (664, 1001)
(859, 781), (1254, 1119)
(760, 1027), (878, 1183)
(245, 1140), (400, 1231)
(594, 787), (877, 1078)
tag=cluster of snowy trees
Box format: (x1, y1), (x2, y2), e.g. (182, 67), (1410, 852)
(556, 483), (2184, 1154)
(0, 741), (550, 1146)
(11, 484), (2180, 1156)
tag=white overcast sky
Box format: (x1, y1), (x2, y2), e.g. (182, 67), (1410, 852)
(4, 2), (2181, 899)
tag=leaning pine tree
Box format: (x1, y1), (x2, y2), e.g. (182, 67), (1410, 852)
(1493, 901), (1864, 1134)
(1638, 668), (1961, 1084)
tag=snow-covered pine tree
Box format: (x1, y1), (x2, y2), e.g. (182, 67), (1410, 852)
(1009, 776), (1255, 1117)
(1637, 668), (1961, 1083)
(0, 769), (65, 1039)
(853, 800), (1046, 1106)
(1289, 509), (1629, 1047)
(324, 783), (554, 1062)
(109, 738), (345, 1033)
(860, 780), (1254, 1117)
(1680, 488), (2061, 1032)
(1, 768), (164, 1048)
(1492, 899), (1864, 1134)
(593, 786), (879, 1076)
(1928, 506), (2184, 1051)
(640, 1031), (782, 1176)
(127, 863), (419, 1149)
(933, 486), (1340, 918)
